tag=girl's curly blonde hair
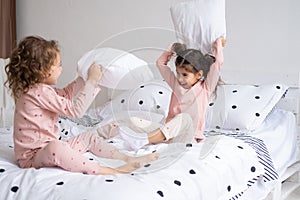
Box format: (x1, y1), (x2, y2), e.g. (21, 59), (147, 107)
(5, 35), (60, 100)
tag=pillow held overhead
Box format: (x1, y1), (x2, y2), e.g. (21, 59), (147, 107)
(170, 0), (226, 54)
(77, 47), (154, 90)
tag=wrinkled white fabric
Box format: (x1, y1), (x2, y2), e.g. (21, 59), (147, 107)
(170, 0), (226, 54)
(77, 47), (153, 90)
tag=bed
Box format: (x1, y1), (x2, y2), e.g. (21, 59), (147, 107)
(1, 54), (300, 200)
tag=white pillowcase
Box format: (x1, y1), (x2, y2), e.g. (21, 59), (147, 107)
(205, 84), (288, 132)
(170, 0), (226, 54)
(77, 47), (154, 90)
(97, 79), (172, 121)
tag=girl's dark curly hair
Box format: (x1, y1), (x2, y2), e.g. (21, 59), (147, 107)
(172, 42), (216, 81)
(172, 42), (224, 96)
(5, 35), (60, 100)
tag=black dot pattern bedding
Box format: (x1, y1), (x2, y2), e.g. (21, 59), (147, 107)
(205, 84), (288, 132)
(0, 81), (287, 200)
(0, 126), (278, 200)
(97, 80), (172, 120)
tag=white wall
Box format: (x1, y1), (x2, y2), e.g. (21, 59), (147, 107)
(225, 0), (300, 73)
(16, 0), (300, 105)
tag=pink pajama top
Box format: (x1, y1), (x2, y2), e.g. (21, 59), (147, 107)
(13, 77), (100, 167)
(156, 41), (223, 141)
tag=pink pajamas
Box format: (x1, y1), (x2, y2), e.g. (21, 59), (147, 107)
(13, 77), (109, 174)
(32, 131), (118, 174)
(156, 40), (224, 141)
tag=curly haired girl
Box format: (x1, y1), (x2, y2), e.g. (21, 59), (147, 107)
(5, 35), (158, 175)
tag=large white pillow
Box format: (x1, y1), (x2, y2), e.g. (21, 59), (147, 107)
(97, 79), (172, 121)
(205, 84), (288, 132)
(170, 0), (226, 54)
(77, 47), (154, 90)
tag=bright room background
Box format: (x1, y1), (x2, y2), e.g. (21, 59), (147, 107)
(16, 0), (300, 105)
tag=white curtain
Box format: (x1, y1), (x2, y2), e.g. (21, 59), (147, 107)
(0, 58), (14, 128)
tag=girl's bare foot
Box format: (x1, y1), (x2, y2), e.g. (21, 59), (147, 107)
(116, 162), (141, 174)
(96, 162), (141, 175)
(127, 153), (159, 165)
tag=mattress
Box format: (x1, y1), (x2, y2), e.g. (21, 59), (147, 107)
(251, 108), (299, 177)
(240, 109), (300, 200)
(0, 109), (297, 200)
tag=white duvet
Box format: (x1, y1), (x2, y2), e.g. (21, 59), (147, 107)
(0, 121), (277, 200)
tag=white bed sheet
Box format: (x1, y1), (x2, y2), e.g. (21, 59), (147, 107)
(0, 122), (277, 200)
(239, 109), (300, 200)
(1, 108), (296, 200)
(251, 108), (299, 177)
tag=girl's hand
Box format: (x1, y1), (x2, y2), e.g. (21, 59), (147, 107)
(167, 43), (174, 52)
(166, 43), (177, 60)
(87, 62), (103, 85)
(213, 37), (226, 52)
(221, 37), (226, 47)
(215, 36), (226, 47)
(195, 138), (202, 143)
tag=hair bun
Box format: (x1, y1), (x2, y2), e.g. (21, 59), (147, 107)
(204, 54), (216, 66)
(172, 43), (187, 56)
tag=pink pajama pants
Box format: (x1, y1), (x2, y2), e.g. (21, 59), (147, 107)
(31, 132), (119, 174)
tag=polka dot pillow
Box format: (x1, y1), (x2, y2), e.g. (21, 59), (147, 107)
(205, 84), (288, 132)
(97, 79), (172, 121)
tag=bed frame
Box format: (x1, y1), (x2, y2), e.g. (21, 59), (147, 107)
(222, 70), (300, 200)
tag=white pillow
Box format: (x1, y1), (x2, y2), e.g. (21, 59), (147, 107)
(97, 79), (172, 120)
(77, 47), (154, 90)
(205, 84), (288, 132)
(170, 0), (226, 54)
